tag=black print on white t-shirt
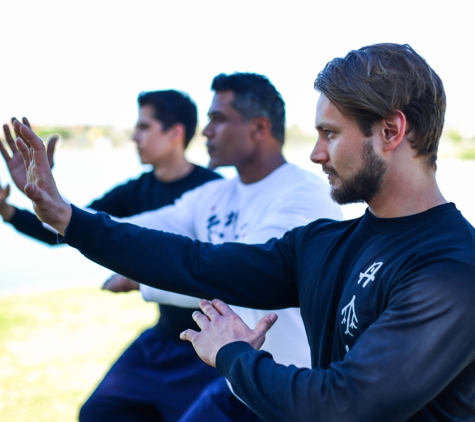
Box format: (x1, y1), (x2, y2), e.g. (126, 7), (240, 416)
(207, 211), (239, 241)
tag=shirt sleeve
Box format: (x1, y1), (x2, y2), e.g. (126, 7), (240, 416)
(118, 186), (213, 307)
(8, 207), (58, 245)
(215, 261), (475, 422)
(61, 205), (300, 309)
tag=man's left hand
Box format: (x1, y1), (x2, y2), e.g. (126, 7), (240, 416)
(180, 299), (277, 367)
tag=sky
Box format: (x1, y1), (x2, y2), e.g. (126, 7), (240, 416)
(0, 0), (474, 136)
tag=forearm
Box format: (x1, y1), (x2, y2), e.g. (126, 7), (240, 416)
(6, 207), (58, 245)
(61, 206), (298, 309)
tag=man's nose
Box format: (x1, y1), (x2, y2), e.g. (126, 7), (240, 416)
(310, 137), (329, 165)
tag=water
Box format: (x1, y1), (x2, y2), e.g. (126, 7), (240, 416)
(1, 143), (474, 295)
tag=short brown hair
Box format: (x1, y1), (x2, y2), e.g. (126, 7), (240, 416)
(315, 43), (446, 169)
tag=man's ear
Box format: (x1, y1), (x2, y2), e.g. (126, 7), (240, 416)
(250, 116), (272, 141)
(380, 110), (407, 152)
(168, 123), (186, 143)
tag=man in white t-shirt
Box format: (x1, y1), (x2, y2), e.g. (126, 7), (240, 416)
(104, 72), (342, 421)
(16, 72), (342, 422)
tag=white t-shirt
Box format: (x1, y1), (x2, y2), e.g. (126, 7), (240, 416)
(122, 163), (342, 369)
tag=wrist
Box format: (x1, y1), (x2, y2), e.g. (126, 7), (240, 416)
(0, 202), (15, 222)
(56, 202), (73, 235)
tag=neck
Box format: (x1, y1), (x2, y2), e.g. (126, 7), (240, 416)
(237, 152), (286, 184)
(367, 162), (446, 218)
(153, 152), (193, 182)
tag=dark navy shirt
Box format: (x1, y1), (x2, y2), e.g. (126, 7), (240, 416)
(61, 203), (475, 421)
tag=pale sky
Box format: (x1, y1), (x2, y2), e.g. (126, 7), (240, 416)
(1, 0), (474, 136)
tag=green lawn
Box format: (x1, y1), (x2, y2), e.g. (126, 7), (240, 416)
(0, 286), (157, 422)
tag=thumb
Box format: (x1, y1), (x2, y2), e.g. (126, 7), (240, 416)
(24, 182), (47, 203)
(252, 313), (278, 350)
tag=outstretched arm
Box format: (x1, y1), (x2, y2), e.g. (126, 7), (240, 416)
(12, 118), (71, 234)
(1, 118), (58, 193)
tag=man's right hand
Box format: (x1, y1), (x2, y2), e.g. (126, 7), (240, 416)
(102, 274), (140, 293)
(13, 118), (71, 235)
(0, 118), (58, 193)
(0, 179), (15, 221)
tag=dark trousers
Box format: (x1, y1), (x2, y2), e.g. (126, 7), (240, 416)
(179, 377), (265, 422)
(79, 327), (220, 422)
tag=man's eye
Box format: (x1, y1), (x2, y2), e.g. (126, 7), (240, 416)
(325, 130), (333, 137)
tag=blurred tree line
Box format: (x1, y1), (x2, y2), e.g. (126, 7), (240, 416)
(31, 123), (475, 160)
(32, 125), (132, 148)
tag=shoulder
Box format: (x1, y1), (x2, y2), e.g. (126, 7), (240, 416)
(189, 165), (223, 183)
(267, 163), (342, 220)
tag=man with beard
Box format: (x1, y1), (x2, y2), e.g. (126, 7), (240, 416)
(6, 72), (341, 422)
(13, 43), (475, 421)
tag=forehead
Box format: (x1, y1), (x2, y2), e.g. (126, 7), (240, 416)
(138, 104), (155, 121)
(208, 91), (239, 115)
(315, 94), (355, 129)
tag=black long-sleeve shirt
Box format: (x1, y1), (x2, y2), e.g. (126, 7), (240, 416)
(60, 202), (475, 421)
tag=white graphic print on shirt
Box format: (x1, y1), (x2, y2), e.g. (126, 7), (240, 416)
(342, 262), (384, 349)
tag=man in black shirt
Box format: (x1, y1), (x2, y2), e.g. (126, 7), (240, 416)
(12, 44), (475, 421)
(0, 90), (222, 422)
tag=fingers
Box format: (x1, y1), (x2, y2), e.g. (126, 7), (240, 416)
(191, 308), (212, 330)
(46, 135), (59, 169)
(3, 124), (17, 152)
(22, 117), (32, 129)
(0, 138), (10, 162)
(12, 118), (43, 149)
(210, 298), (236, 316)
(15, 137), (31, 169)
(11, 117), (26, 144)
(254, 313), (278, 338)
(179, 328), (198, 342)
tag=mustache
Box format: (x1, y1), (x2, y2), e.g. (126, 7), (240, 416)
(322, 165), (339, 178)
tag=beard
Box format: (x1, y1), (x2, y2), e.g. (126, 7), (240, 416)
(326, 140), (387, 205)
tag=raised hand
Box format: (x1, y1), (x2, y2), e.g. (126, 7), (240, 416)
(0, 118), (59, 192)
(180, 299), (278, 367)
(0, 179), (15, 221)
(12, 118), (71, 234)
(102, 274), (140, 293)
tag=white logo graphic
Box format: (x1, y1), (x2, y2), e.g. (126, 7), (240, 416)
(357, 262), (383, 288)
(341, 295), (358, 336)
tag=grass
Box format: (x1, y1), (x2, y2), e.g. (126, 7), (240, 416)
(0, 286), (157, 422)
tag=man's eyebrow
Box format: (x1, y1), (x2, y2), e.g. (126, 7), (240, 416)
(315, 123), (328, 130)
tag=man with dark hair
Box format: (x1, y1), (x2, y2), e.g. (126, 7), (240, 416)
(94, 72), (341, 421)
(137, 90), (198, 148)
(15, 41), (474, 420)
(210, 73), (285, 145)
(0, 90), (223, 421)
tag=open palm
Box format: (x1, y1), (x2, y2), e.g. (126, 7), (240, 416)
(0, 118), (58, 192)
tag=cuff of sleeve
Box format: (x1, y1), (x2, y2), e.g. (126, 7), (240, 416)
(216, 341), (263, 377)
(6, 206), (20, 225)
(58, 204), (103, 250)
